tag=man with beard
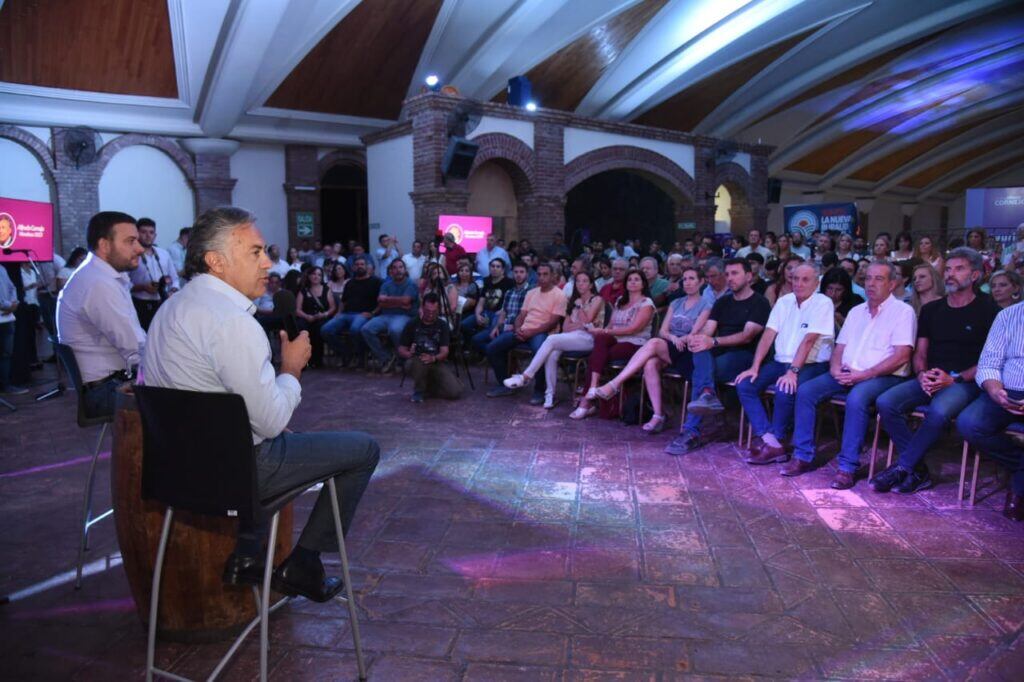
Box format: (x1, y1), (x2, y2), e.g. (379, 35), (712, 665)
(57, 211), (147, 418)
(128, 217), (180, 330)
(789, 230), (811, 260)
(320, 255), (381, 365)
(872, 248), (999, 493)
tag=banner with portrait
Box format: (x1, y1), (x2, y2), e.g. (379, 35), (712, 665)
(783, 202), (859, 240)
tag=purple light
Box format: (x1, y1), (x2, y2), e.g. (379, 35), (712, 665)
(0, 452), (111, 480)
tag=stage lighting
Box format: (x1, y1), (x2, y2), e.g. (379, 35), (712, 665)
(425, 74), (440, 91)
(525, 101), (537, 112)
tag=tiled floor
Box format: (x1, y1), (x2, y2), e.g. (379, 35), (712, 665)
(2, 363), (1023, 680)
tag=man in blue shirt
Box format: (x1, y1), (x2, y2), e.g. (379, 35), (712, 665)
(360, 259), (418, 372)
(475, 233), (511, 279)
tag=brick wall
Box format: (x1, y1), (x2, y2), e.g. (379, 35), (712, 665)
(284, 145), (320, 247)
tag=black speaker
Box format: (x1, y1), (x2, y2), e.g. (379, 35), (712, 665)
(507, 76), (532, 107)
(441, 137), (479, 179)
(767, 178), (782, 204)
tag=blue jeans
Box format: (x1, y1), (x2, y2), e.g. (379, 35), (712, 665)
(246, 430), (380, 553)
(0, 321), (13, 389)
(462, 310), (497, 348)
(736, 361), (828, 440)
(681, 349), (753, 436)
(956, 390), (1024, 495)
(361, 314), (413, 363)
(877, 378), (981, 470)
(486, 331), (548, 396)
(792, 372), (905, 472)
(321, 312), (371, 355)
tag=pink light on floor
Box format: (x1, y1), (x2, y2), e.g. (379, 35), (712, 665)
(0, 452), (110, 480)
(11, 598), (135, 620)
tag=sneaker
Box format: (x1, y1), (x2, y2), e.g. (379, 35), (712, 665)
(410, 391), (424, 403)
(487, 386), (515, 398)
(504, 373), (528, 389)
(665, 431), (700, 456)
(529, 393), (545, 406)
(2, 385), (28, 395)
(894, 465), (933, 494)
(543, 393), (556, 409)
(686, 391), (724, 415)
(869, 464), (908, 493)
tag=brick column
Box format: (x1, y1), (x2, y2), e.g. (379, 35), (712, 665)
(284, 145), (320, 248)
(749, 147), (772, 233)
(181, 139), (238, 212)
(52, 127), (101, 252)
(519, 120), (564, 244)
(693, 142), (717, 233)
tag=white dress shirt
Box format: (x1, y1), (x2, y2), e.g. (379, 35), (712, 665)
(836, 295), (916, 376)
(56, 253), (146, 382)
(142, 274), (301, 444)
(129, 246), (180, 301)
(475, 246), (511, 278)
(267, 259), (294, 278)
(402, 253), (427, 281)
(766, 292), (834, 364)
(735, 245), (773, 260)
(167, 240), (187, 276)
(0, 266), (17, 325)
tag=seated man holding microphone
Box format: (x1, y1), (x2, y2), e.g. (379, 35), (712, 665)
(142, 207), (379, 601)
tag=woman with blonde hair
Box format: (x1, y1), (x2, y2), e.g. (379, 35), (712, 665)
(989, 270), (1022, 309)
(909, 263), (945, 315)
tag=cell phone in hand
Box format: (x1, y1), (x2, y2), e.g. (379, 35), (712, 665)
(284, 314), (300, 341)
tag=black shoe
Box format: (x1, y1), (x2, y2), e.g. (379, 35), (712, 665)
(222, 553), (266, 587)
(529, 393), (545, 406)
(665, 432), (700, 456)
(271, 554), (345, 603)
(869, 464), (908, 493)
(894, 465), (933, 494)
(410, 391), (425, 403)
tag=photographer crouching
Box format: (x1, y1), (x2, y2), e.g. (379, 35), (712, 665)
(142, 207), (379, 601)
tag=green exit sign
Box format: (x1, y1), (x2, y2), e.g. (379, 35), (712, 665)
(295, 212), (315, 238)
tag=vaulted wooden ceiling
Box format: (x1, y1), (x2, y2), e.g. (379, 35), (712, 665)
(2, 0), (1022, 199)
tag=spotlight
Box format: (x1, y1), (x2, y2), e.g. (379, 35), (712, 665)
(525, 101), (537, 112)
(425, 74), (440, 91)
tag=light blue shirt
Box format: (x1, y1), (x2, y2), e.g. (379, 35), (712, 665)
(977, 302), (1024, 392)
(475, 246), (511, 278)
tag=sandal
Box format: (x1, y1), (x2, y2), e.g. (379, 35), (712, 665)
(584, 387), (599, 401)
(569, 405), (597, 420)
(642, 414), (666, 433)
(594, 383), (620, 401)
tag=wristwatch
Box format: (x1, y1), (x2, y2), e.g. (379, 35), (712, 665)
(712, 338), (719, 348)
(951, 371), (964, 383)
(788, 365), (801, 374)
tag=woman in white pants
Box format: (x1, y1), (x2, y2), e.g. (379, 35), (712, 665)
(504, 271), (604, 407)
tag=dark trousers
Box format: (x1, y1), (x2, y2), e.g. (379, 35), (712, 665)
(133, 298), (161, 331)
(11, 303), (38, 385)
(877, 379), (981, 470)
(956, 390), (1024, 495)
(408, 357), (463, 399)
(82, 376), (124, 420)
(241, 431), (381, 554)
(0, 320), (13, 389)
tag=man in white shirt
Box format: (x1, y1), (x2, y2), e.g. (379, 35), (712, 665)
(375, 234), (401, 273)
(56, 211), (147, 417)
(166, 227), (190, 279)
(789, 231), (812, 260)
(401, 239), (427, 282)
(475, 233), (511, 279)
(128, 218), (180, 330)
(738, 262), (835, 464)
(0, 265), (22, 394)
(142, 206), (379, 602)
(787, 262), (915, 489)
(734, 228), (773, 260)
(266, 244), (292, 278)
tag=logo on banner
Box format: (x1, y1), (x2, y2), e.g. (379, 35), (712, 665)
(788, 209), (818, 239)
(445, 223), (464, 244)
(0, 212), (15, 248)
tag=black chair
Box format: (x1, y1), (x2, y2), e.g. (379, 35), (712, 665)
(53, 341), (114, 589)
(134, 386), (366, 682)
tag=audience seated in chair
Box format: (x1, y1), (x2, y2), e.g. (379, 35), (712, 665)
(575, 268), (655, 420)
(398, 292), (463, 403)
(320, 255), (380, 366)
(786, 262), (916, 489)
(599, 258), (628, 304)
(462, 258), (513, 346)
(360, 259), (418, 373)
(665, 258), (771, 455)
(295, 266), (335, 368)
(956, 301), (1024, 521)
(595, 265), (711, 433)
(504, 270), (604, 409)
(484, 262), (565, 404)
(55, 211), (147, 417)
(142, 206), (379, 602)
(738, 262), (835, 464)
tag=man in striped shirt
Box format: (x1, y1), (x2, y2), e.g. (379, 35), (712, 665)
(957, 302), (1024, 521)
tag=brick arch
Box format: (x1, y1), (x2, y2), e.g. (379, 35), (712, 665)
(564, 146), (696, 205)
(469, 132), (535, 196)
(96, 133), (195, 182)
(318, 147), (367, 179)
(0, 125), (56, 181)
(714, 161), (754, 232)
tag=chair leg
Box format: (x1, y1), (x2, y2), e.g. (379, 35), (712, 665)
(866, 414), (882, 481)
(680, 382), (690, 426)
(958, 441), (970, 507)
(259, 513), (279, 682)
(969, 451), (981, 508)
(737, 407), (745, 447)
(146, 508), (174, 682)
(76, 422), (108, 589)
(327, 478), (367, 681)
(639, 379), (646, 424)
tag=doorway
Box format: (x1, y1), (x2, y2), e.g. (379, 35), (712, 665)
(320, 164), (368, 247)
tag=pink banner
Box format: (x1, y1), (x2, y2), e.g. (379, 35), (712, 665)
(438, 215), (492, 254)
(0, 197), (55, 262)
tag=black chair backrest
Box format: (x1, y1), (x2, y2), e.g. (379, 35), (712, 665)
(53, 340), (110, 428)
(134, 385), (260, 522)
(273, 290), (297, 317)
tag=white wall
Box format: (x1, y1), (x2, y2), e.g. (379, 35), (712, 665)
(564, 127), (695, 178)
(0, 137), (54, 204)
(98, 144), (194, 249)
(467, 116), (534, 149)
(230, 143), (289, 251)
(366, 134), (415, 247)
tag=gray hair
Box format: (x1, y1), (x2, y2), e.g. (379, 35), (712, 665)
(640, 256), (659, 269)
(612, 258), (629, 268)
(184, 206), (256, 278)
(705, 257), (726, 273)
(867, 260), (899, 281)
(666, 253), (684, 265)
(945, 246), (984, 277)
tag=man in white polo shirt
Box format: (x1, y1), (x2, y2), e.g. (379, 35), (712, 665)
(736, 262), (835, 464)
(786, 261), (915, 489)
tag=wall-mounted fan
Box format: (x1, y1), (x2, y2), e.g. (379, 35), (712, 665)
(63, 127), (102, 168)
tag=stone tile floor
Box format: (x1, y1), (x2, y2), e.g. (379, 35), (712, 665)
(2, 363), (1023, 680)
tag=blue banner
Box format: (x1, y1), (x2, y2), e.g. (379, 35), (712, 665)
(784, 202), (859, 239)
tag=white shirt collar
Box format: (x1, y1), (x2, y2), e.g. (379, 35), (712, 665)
(190, 273), (258, 315)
